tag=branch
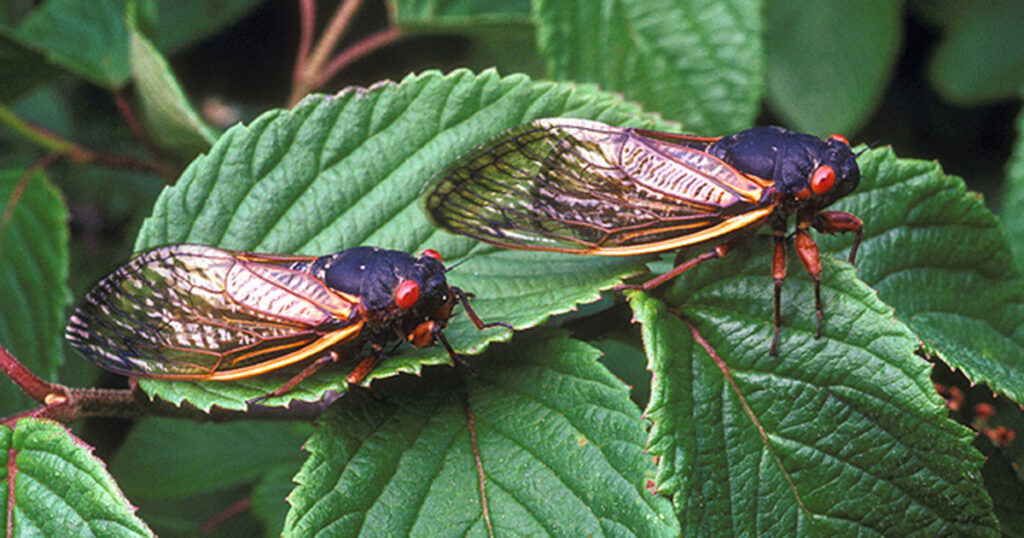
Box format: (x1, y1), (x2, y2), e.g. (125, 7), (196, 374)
(0, 346), (331, 427)
(0, 345), (60, 403)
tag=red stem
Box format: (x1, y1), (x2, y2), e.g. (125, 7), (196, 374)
(461, 379), (494, 538)
(198, 497), (252, 534)
(293, 0), (316, 82)
(1, 154), (58, 229)
(112, 91), (158, 153)
(313, 26), (403, 90)
(304, 0), (364, 75)
(6, 447), (15, 538)
(0, 343), (335, 424)
(0, 345), (62, 403)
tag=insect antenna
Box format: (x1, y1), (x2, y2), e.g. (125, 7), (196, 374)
(855, 141), (878, 157)
(443, 256), (474, 273)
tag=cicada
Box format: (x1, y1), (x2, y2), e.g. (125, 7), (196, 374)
(425, 118), (864, 354)
(65, 245), (509, 401)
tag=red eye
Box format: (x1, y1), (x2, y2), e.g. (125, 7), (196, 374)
(422, 249), (442, 262)
(828, 133), (849, 145)
(394, 279), (420, 309)
(811, 165), (835, 195)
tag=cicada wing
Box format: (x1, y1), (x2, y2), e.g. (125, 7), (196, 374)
(426, 118), (775, 256)
(65, 245), (361, 379)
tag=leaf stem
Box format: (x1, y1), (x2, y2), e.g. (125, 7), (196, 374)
(112, 90), (161, 158)
(293, 0), (316, 83)
(305, 0), (364, 78)
(312, 26), (403, 90)
(198, 497), (252, 534)
(0, 102), (175, 179)
(0, 103), (77, 155)
(460, 376), (494, 538)
(288, 0), (401, 106)
(289, 0), (364, 105)
(1, 155), (58, 232)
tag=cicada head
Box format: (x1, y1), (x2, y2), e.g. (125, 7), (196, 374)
(394, 249), (459, 348)
(803, 134), (861, 209)
(319, 246), (457, 346)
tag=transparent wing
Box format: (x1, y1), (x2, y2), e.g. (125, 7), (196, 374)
(65, 245), (362, 379)
(426, 118), (775, 256)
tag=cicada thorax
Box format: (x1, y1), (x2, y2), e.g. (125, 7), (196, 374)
(301, 246), (456, 349)
(705, 126), (861, 217)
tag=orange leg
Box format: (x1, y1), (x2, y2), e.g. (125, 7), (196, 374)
(814, 211), (863, 263)
(248, 351), (341, 405)
(451, 287), (514, 331)
(770, 231), (787, 356)
(794, 227), (824, 339)
(616, 244), (732, 292)
(346, 347), (384, 385)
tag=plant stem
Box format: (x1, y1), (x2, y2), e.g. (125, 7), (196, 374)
(0, 345), (62, 403)
(289, 0), (401, 106)
(0, 154), (58, 230)
(313, 26), (403, 90)
(293, 0), (316, 82)
(0, 103), (78, 156)
(0, 345), (331, 426)
(305, 0), (364, 77)
(0, 102), (175, 179)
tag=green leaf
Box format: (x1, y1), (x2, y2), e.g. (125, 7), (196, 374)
(0, 168), (69, 414)
(284, 330), (678, 536)
(0, 31), (64, 102)
(132, 69), (674, 410)
(109, 418), (308, 499)
(980, 443), (1024, 535)
(928, 0), (1024, 105)
(819, 148), (1024, 402)
(128, 15), (217, 158)
(533, 0), (764, 134)
(629, 250), (998, 534)
(1003, 96), (1024, 272)
(389, 0), (545, 78)
(109, 486), (262, 536)
(0, 419), (152, 536)
(390, 0), (532, 27)
(148, 0), (266, 54)
(250, 462), (301, 537)
(765, 0), (902, 135)
(593, 332), (651, 406)
(13, 0), (131, 88)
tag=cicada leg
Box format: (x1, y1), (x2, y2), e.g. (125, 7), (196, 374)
(451, 286), (514, 332)
(615, 244), (733, 292)
(771, 229), (787, 356)
(814, 211), (863, 263)
(779, 211), (862, 355)
(794, 225), (824, 340)
(247, 351), (341, 405)
(346, 346), (384, 385)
